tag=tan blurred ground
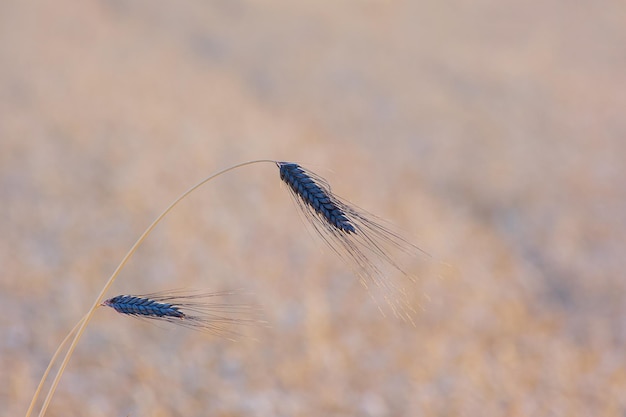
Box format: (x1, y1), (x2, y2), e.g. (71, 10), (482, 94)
(1, 1), (625, 416)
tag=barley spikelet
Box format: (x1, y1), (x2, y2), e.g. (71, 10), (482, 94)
(101, 290), (258, 338)
(103, 295), (185, 318)
(277, 161), (430, 321)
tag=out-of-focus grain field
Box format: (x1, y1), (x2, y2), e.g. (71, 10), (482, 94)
(2, 1), (625, 416)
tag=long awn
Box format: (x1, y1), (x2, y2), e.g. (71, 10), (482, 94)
(277, 162), (429, 320)
(101, 290), (258, 339)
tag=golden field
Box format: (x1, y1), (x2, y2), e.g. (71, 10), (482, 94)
(1, 1), (625, 416)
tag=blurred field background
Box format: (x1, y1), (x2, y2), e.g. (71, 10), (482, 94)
(1, 1), (625, 416)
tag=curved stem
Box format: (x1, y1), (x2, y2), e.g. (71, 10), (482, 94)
(33, 159), (276, 417)
(24, 315), (86, 417)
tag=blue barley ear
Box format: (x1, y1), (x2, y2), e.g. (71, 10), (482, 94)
(278, 162), (356, 233)
(101, 290), (260, 339)
(277, 161), (431, 322)
(102, 295), (185, 318)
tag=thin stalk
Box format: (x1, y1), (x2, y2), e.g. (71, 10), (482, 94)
(31, 159), (276, 417)
(24, 315), (86, 417)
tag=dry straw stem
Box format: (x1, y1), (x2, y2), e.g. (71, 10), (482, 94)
(29, 159), (426, 417)
(24, 315), (86, 417)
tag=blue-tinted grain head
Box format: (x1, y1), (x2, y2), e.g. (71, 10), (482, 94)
(277, 162), (355, 233)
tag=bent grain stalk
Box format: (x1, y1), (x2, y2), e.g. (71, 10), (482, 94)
(30, 159), (274, 417)
(30, 158), (426, 417)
